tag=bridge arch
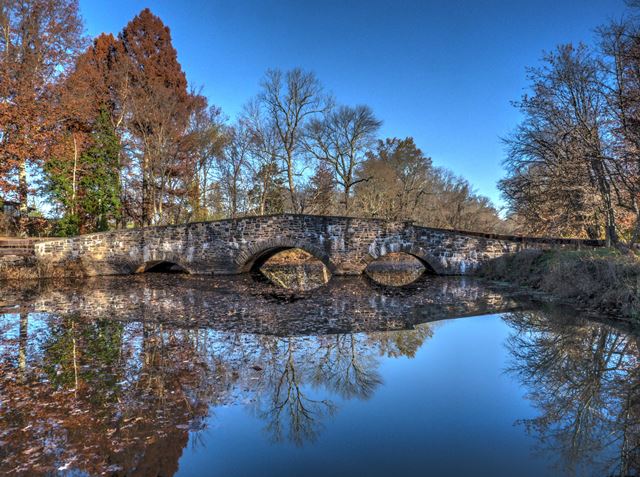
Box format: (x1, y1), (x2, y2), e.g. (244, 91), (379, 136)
(134, 250), (192, 274)
(136, 260), (190, 273)
(235, 238), (336, 274)
(364, 243), (445, 275)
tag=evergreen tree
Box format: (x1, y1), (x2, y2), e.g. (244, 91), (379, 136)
(308, 162), (336, 215)
(79, 110), (122, 232)
(46, 110), (121, 235)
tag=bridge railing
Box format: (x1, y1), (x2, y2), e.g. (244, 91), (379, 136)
(31, 213), (606, 248)
(411, 224), (605, 247)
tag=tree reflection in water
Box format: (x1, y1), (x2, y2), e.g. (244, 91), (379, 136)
(0, 311), (432, 475)
(1, 276), (639, 476)
(504, 311), (640, 476)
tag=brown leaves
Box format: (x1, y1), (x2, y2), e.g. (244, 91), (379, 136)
(0, 0), (85, 202)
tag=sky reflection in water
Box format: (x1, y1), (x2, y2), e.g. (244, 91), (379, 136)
(0, 273), (638, 477)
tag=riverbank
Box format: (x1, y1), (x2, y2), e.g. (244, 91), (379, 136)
(0, 238), (53, 281)
(0, 255), (85, 281)
(478, 248), (640, 321)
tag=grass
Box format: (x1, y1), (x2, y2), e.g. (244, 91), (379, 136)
(478, 248), (640, 320)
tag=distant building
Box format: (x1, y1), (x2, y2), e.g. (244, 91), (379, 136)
(2, 200), (21, 217)
(1, 200), (35, 217)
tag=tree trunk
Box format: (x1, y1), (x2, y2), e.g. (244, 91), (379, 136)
(627, 203), (640, 248)
(231, 181), (237, 219)
(286, 154), (298, 213)
(344, 184), (351, 214)
(142, 154), (150, 226)
(18, 312), (28, 382)
(589, 154), (617, 246)
(18, 160), (28, 215)
(259, 173), (269, 216)
(71, 133), (78, 216)
(599, 175), (617, 246)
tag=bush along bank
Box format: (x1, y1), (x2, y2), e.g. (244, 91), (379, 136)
(477, 248), (640, 322)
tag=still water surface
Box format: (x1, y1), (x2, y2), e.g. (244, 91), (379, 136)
(0, 270), (638, 476)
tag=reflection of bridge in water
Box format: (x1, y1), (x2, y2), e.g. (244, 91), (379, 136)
(2, 275), (527, 335)
(32, 214), (602, 278)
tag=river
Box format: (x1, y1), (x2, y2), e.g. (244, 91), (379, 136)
(0, 266), (638, 476)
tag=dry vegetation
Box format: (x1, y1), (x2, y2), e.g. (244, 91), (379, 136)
(479, 249), (640, 320)
(0, 256), (88, 281)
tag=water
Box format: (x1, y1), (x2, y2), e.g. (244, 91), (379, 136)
(0, 272), (638, 477)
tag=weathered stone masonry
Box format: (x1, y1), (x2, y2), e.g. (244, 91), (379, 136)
(32, 214), (603, 277)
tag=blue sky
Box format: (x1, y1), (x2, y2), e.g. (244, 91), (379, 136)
(79, 0), (629, 208)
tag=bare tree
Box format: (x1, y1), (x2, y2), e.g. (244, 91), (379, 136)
(217, 123), (251, 218)
(180, 100), (226, 222)
(600, 19), (640, 246)
(249, 68), (330, 213)
(305, 105), (381, 213)
(500, 44), (618, 243)
(242, 100), (284, 215)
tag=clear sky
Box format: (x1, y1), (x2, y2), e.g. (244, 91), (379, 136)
(78, 0), (629, 208)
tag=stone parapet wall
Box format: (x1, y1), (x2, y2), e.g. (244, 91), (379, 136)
(31, 214), (603, 278)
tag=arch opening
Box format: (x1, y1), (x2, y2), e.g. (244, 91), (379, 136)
(252, 247), (331, 291)
(137, 260), (188, 274)
(365, 252), (433, 287)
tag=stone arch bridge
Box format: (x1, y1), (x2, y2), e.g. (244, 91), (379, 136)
(33, 214), (602, 277)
